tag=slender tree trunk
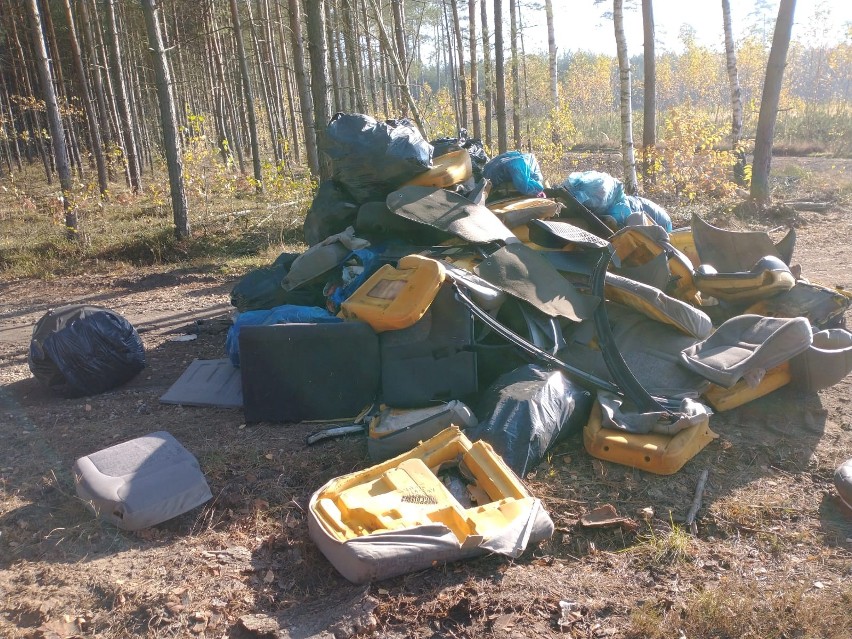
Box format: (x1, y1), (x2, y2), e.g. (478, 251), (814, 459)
(141, 0), (189, 237)
(545, 0), (557, 108)
(450, 0), (469, 131)
(305, 0), (333, 179)
(722, 0), (744, 146)
(273, 0), (301, 163)
(493, 0), (507, 153)
(751, 0), (797, 205)
(324, 1), (342, 113)
(229, 0), (264, 191)
(26, 0), (77, 237)
(342, 0), (367, 113)
(442, 3), (460, 127)
(63, 0), (108, 194)
(508, 0), (520, 149)
(613, 0), (639, 194)
(288, 0), (320, 177)
(481, 0), (493, 148)
(106, 0), (142, 192)
(246, 0), (283, 168)
(0, 71), (22, 171)
(367, 0), (428, 137)
(641, 0), (656, 184)
(468, 0), (481, 139)
(391, 0), (408, 116)
(360, 0), (378, 113)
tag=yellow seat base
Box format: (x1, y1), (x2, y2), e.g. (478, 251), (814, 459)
(583, 403), (718, 475)
(702, 362), (791, 412)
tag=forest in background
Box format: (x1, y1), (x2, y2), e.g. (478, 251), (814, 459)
(0, 0), (850, 269)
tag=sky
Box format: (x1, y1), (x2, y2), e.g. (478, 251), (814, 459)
(519, 0), (852, 56)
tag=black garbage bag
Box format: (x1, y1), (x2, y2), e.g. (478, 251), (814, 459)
(430, 130), (489, 181)
(230, 252), (325, 312)
(323, 113), (433, 203)
(29, 304), (146, 397)
(303, 180), (360, 246)
(468, 364), (593, 477)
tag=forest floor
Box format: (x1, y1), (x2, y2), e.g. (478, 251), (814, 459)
(1, 156), (852, 638)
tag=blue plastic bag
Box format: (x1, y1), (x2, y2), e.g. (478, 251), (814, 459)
(226, 305), (342, 366)
(563, 171), (625, 213)
(621, 195), (673, 231)
(482, 151), (544, 195)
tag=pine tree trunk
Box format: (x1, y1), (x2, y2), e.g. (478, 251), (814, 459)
(245, 0), (283, 168)
(324, 1), (342, 113)
(0, 70), (23, 172)
(722, 0), (743, 146)
(342, 0), (367, 113)
(360, 0), (378, 113)
(288, 0), (320, 177)
(613, 0), (639, 194)
(62, 0), (108, 194)
(391, 0), (408, 116)
(367, 0), (427, 136)
(545, 0), (557, 108)
(209, 16), (246, 173)
(467, 0), (481, 139)
(480, 0), (493, 148)
(273, 0), (301, 164)
(751, 0), (796, 205)
(25, 0), (77, 237)
(641, 0), (656, 184)
(508, 0), (520, 149)
(493, 0), (507, 153)
(229, 0), (264, 191)
(141, 0), (190, 238)
(106, 0), (142, 193)
(450, 0), (469, 131)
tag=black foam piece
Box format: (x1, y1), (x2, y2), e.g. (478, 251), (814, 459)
(239, 322), (379, 423)
(380, 284), (477, 407)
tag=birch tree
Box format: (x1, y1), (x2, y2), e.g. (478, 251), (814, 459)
(613, 0), (639, 194)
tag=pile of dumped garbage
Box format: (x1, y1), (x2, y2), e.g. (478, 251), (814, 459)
(28, 113), (852, 584)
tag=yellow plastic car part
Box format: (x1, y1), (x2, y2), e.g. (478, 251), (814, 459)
(583, 402), (718, 475)
(404, 148), (472, 189)
(311, 426), (533, 544)
(668, 228), (700, 267)
(610, 228), (701, 305)
(339, 254), (446, 332)
(702, 362), (791, 412)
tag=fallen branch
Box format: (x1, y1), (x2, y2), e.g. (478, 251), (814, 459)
(784, 201), (831, 212)
(685, 469), (709, 534)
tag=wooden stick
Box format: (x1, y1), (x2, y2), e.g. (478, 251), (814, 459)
(685, 469), (709, 533)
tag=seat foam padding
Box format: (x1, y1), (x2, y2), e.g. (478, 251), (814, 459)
(694, 256), (796, 303)
(702, 362), (791, 412)
(835, 458), (852, 510)
(604, 272), (712, 339)
(691, 213), (796, 271)
(680, 314), (813, 388)
(790, 329), (852, 392)
(73, 431), (212, 531)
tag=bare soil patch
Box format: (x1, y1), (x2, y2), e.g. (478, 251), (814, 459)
(2, 159), (852, 638)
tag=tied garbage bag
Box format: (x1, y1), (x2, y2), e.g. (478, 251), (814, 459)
(230, 252), (324, 312)
(303, 180), (360, 246)
(563, 171), (625, 213)
(431, 131), (489, 180)
(469, 364), (593, 477)
(323, 113), (433, 203)
(29, 304), (146, 397)
(225, 304), (341, 367)
(482, 151), (545, 196)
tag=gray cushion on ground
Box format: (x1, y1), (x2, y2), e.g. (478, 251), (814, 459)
(680, 315), (813, 388)
(73, 431), (212, 531)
